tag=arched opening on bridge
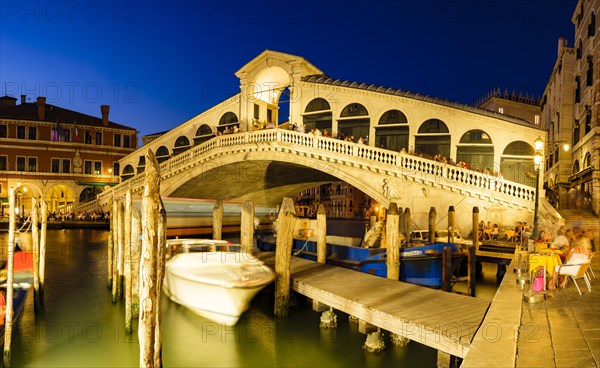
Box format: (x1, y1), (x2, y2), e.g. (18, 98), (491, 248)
(173, 135), (191, 155)
(338, 103), (369, 142)
(156, 145), (170, 163)
(251, 66), (291, 130)
(278, 87), (291, 126)
(46, 184), (75, 214)
(194, 124), (214, 146)
(122, 164), (135, 181)
(456, 129), (494, 173)
(137, 155), (145, 174)
(415, 119), (450, 158)
(500, 141), (535, 186)
(375, 109), (409, 150)
(217, 112), (239, 134)
(303, 98), (332, 132)
(79, 186), (103, 204)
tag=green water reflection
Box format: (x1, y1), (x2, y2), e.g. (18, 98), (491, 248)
(0, 229), (505, 367)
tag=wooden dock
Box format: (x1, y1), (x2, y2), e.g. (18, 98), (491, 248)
(262, 254), (491, 358)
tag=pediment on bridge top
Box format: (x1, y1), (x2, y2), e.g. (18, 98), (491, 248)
(235, 49), (324, 81)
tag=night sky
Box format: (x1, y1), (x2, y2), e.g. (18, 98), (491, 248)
(0, 1), (576, 141)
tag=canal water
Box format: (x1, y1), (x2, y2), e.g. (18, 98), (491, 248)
(1, 229), (501, 367)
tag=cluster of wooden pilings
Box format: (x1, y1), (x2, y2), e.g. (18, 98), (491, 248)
(2, 189), (47, 367)
(271, 198), (480, 365)
(106, 150), (169, 367)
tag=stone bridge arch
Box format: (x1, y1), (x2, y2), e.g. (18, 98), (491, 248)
(159, 150), (391, 208)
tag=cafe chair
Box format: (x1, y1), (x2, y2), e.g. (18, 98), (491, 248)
(556, 262), (592, 295)
(586, 253), (595, 279)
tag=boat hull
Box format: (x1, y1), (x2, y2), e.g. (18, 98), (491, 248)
(163, 252), (274, 326)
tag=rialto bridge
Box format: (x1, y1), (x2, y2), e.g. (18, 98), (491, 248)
(79, 50), (561, 234)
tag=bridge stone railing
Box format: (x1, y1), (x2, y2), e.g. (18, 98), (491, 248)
(78, 129), (535, 212)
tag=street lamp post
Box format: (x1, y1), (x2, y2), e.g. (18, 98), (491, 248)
(531, 137), (544, 239)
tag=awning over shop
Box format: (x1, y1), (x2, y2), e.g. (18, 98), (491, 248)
(568, 167), (593, 186)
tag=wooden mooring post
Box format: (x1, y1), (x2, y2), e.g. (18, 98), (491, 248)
(138, 149), (166, 368)
(213, 199), (223, 240)
(3, 188), (16, 367)
(31, 197), (41, 309)
(39, 198), (47, 302)
(274, 197), (296, 317)
(111, 198), (119, 302)
(403, 208), (411, 242)
(447, 206), (455, 243)
(118, 201), (125, 297)
(428, 207), (436, 244)
(442, 246), (453, 292)
(470, 207), (479, 297)
(316, 204), (326, 264)
(240, 200), (255, 254)
(124, 189), (133, 333)
(107, 194), (114, 290)
(386, 203), (400, 280)
(131, 207), (141, 318)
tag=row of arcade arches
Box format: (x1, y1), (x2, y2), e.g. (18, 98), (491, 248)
(119, 98), (540, 187)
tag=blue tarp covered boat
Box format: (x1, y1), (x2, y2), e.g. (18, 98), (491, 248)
(292, 239), (464, 288)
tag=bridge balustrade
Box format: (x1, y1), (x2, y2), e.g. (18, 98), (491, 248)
(84, 129), (535, 212)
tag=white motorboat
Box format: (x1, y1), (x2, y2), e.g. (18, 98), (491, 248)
(163, 239), (275, 326)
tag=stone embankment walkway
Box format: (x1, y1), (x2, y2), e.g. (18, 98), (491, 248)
(462, 252), (600, 367)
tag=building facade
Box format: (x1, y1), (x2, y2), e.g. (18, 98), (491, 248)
(0, 95), (138, 218)
(541, 0), (599, 216)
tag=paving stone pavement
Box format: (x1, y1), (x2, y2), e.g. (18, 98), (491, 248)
(516, 253), (600, 368)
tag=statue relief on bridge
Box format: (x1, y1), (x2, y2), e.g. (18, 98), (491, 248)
(382, 178), (400, 200)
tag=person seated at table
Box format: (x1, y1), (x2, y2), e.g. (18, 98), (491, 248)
(548, 241), (590, 290)
(514, 222), (523, 242)
(534, 230), (548, 243)
(490, 224), (499, 240)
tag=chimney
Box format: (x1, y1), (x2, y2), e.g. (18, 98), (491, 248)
(21, 95), (26, 104)
(101, 105), (110, 126)
(37, 96), (46, 121)
(558, 37), (568, 56)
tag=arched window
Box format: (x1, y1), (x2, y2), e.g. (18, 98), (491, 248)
(378, 110), (407, 125)
(121, 164), (135, 181)
(418, 119), (449, 134)
(303, 98), (332, 132)
(156, 145), (170, 163)
(414, 119), (450, 158)
(573, 160), (580, 173)
(338, 103), (369, 142)
(583, 153), (591, 168)
(340, 103), (368, 117)
(458, 130), (492, 144)
(375, 109), (409, 151)
(457, 130), (494, 172)
(305, 98), (330, 112)
(500, 141), (536, 186)
(173, 135), (191, 155)
(137, 155), (146, 174)
(194, 124), (214, 145)
(217, 112), (239, 134)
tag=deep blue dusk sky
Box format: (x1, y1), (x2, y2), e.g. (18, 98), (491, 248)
(0, 1), (576, 141)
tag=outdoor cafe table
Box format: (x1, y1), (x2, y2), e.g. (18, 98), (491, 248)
(529, 251), (563, 276)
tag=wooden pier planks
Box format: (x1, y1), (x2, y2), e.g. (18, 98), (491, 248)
(285, 256), (490, 358)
